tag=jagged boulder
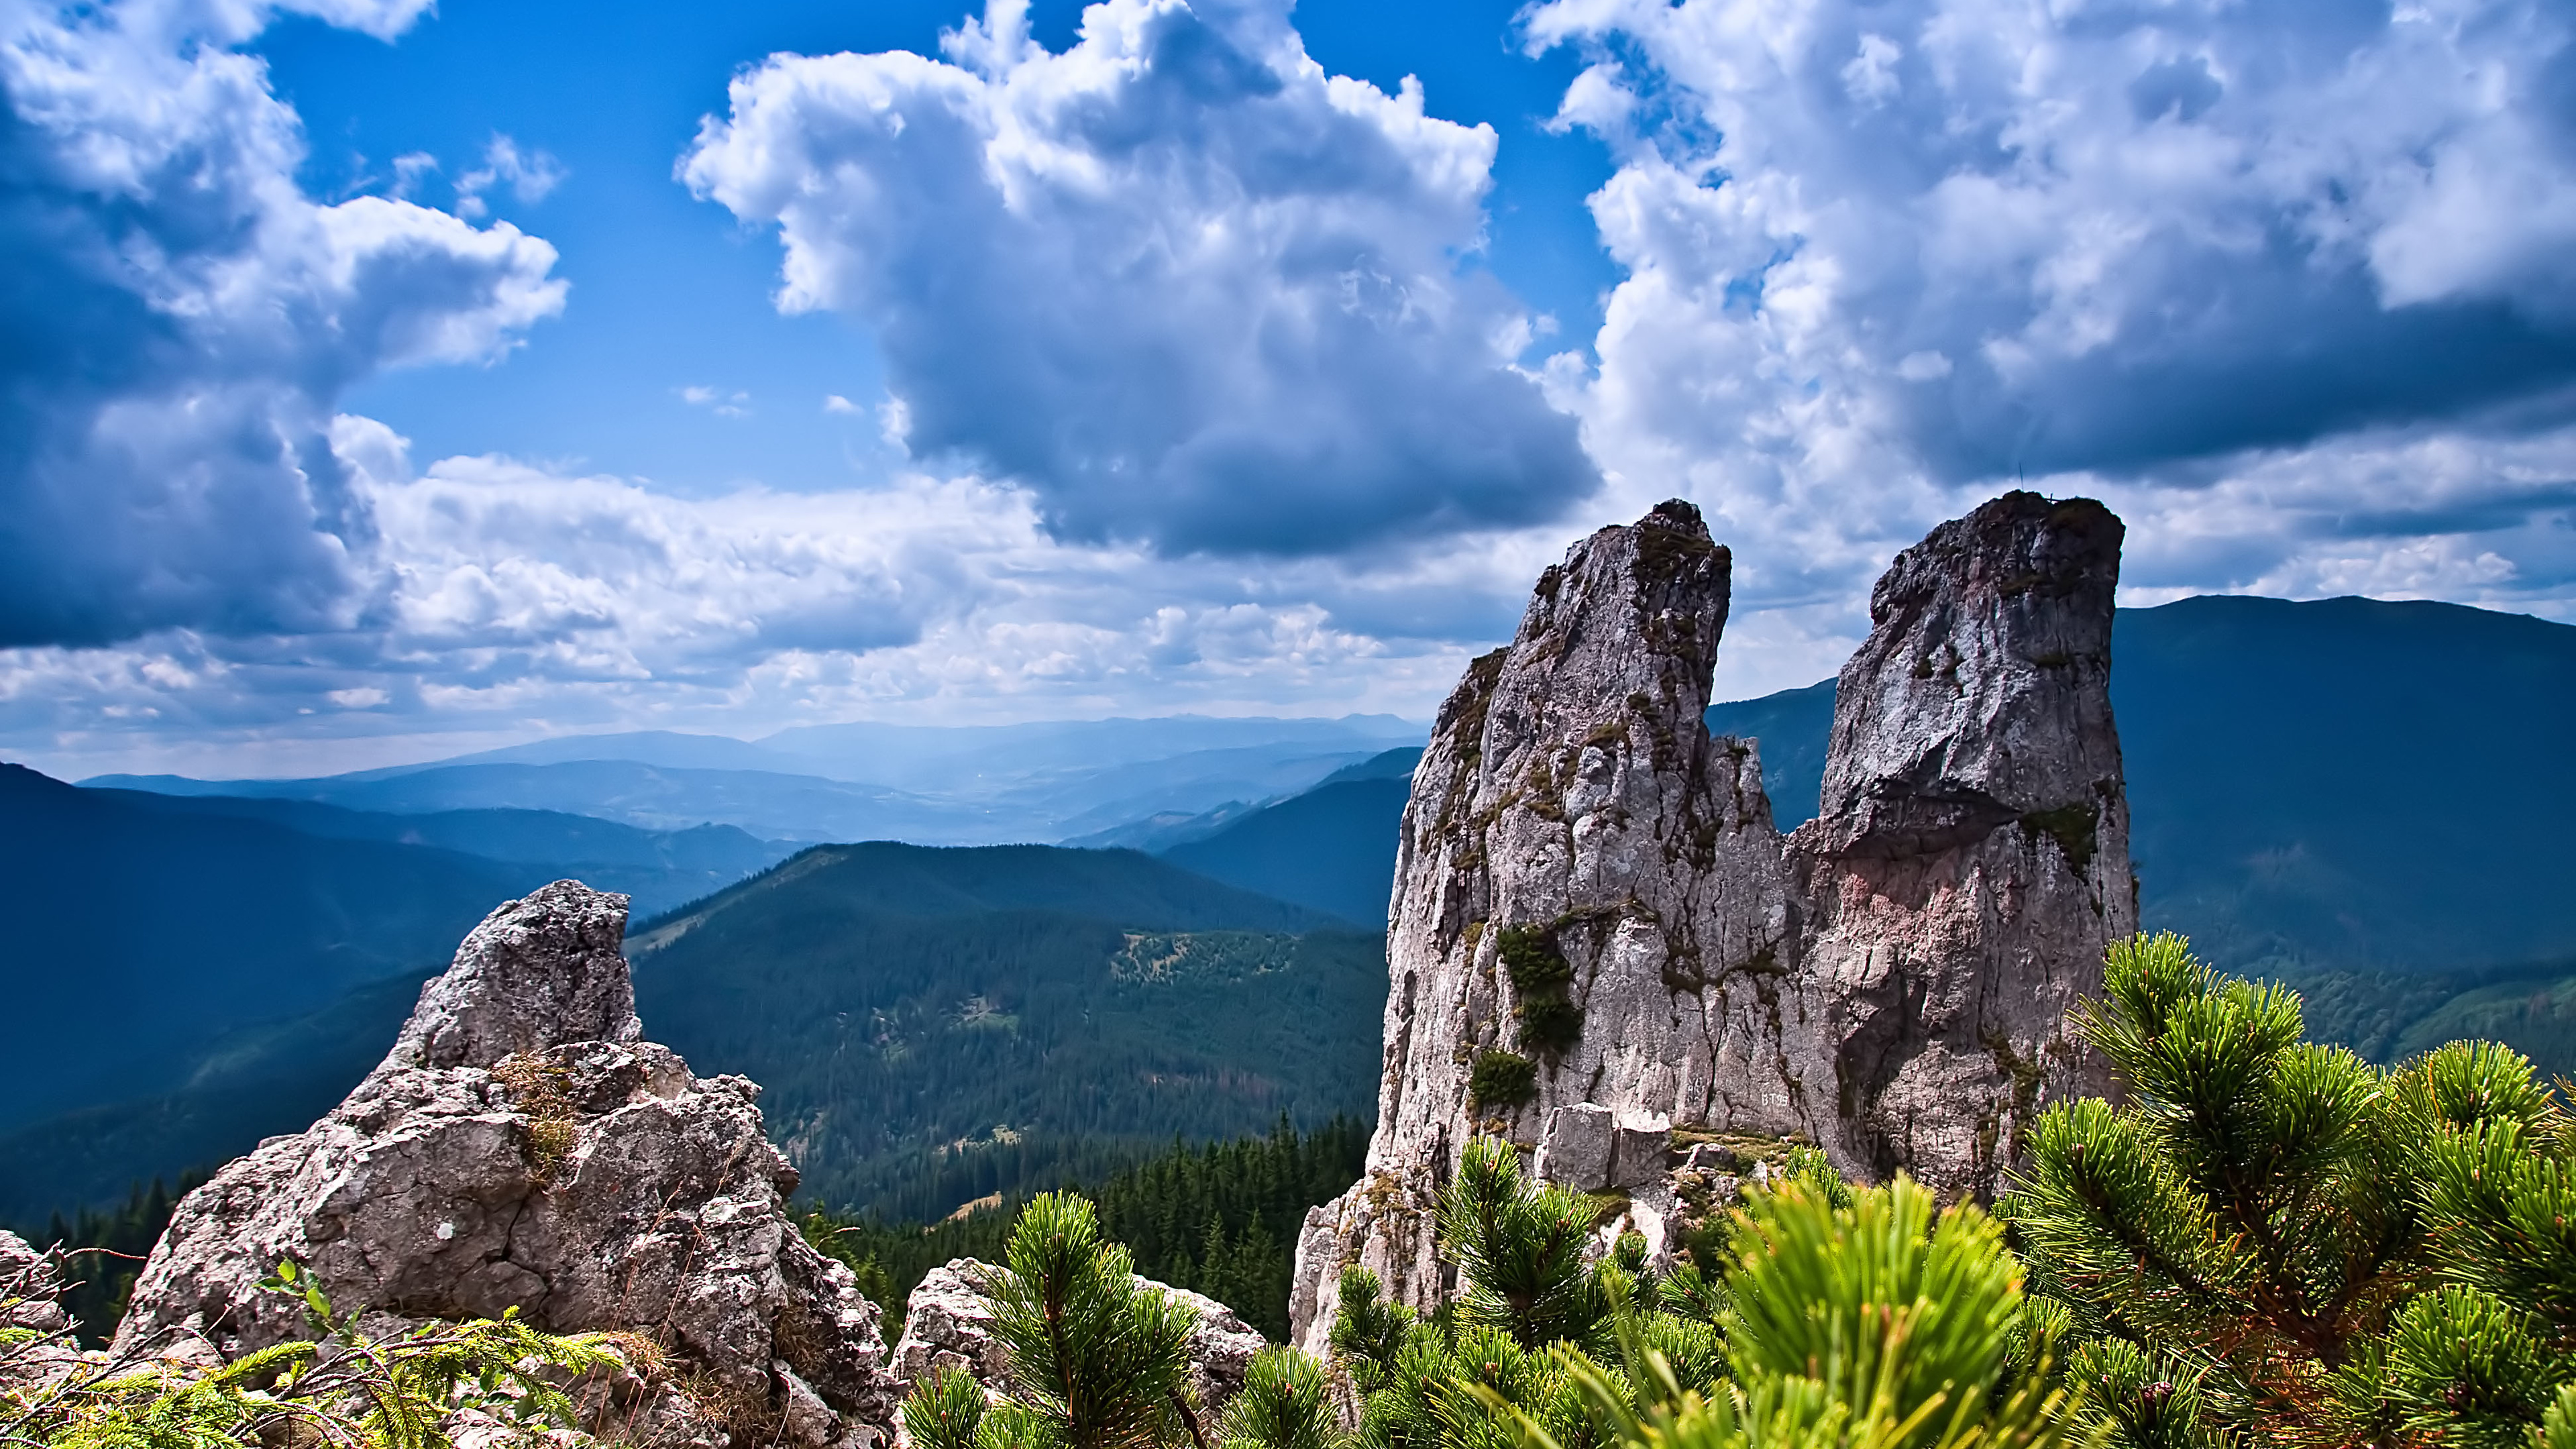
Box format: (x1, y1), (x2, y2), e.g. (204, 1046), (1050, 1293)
(886, 1264), (1010, 1398)
(113, 881), (900, 1449)
(886, 1259), (1265, 1434)
(1289, 492), (2131, 1352)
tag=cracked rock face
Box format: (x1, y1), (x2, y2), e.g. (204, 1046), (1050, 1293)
(1289, 493), (2129, 1352)
(114, 881), (900, 1449)
(1289, 500), (1815, 1352)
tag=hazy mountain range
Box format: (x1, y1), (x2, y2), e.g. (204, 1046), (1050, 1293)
(7, 593), (2575, 1224)
(89, 714), (1424, 846)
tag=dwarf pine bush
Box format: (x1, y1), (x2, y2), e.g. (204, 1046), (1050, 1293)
(2001, 932), (2576, 1449)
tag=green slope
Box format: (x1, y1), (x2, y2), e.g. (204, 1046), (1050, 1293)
(0, 762), (527, 1133)
(629, 843), (1386, 1212)
(2114, 594), (2576, 979)
(0, 972), (431, 1223)
(1159, 775), (1412, 926)
(5, 841), (1387, 1221)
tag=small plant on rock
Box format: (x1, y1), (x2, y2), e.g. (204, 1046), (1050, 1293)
(972, 1191), (1203, 1449)
(1, 1256), (647, 1449)
(1470, 1050), (1540, 1111)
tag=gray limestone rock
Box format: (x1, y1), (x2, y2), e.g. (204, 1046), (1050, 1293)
(1289, 492), (2130, 1350)
(1609, 1124), (1672, 1189)
(888, 1263), (1009, 1401)
(1786, 492), (2131, 1195)
(1289, 500), (1815, 1351)
(1535, 1105), (1615, 1191)
(0, 1230), (80, 1393)
(113, 881), (900, 1449)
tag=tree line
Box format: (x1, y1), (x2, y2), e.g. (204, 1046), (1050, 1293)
(804, 1115), (1368, 1342)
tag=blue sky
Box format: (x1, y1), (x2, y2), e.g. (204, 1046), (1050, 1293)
(3, 0), (2574, 777)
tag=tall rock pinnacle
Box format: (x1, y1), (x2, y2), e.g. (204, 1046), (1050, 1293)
(1288, 492), (2130, 1353)
(1790, 491), (2131, 1191)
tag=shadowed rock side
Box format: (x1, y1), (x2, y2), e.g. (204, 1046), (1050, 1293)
(114, 881), (900, 1449)
(1288, 493), (2129, 1354)
(1789, 492), (2132, 1194)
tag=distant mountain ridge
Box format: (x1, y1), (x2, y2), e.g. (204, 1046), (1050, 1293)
(87, 714), (1426, 847)
(1708, 594), (2576, 982)
(1155, 747), (1424, 925)
(89, 788), (794, 898)
(0, 763), (528, 1134)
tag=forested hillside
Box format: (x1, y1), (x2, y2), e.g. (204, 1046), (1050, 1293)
(804, 1118), (1369, 1342)
(0, 833), (1384, 1224)
(0, 971), (434, 1222)
(630, 843), (1385, 1210)
(0, 763), (524, 1132)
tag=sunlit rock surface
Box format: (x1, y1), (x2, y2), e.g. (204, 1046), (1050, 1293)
(115, 881), (900, 1448)
(1290, 492), (2130, 1352)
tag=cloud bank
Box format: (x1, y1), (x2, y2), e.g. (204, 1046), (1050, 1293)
(682, 0), (1598, 555)
(11, 0), (2576, 779)
(0, 417), (1507, 777)
(1531, 0), (2576, 616)
(0, 0), (564, 649)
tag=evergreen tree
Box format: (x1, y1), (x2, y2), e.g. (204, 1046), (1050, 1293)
(2002, 932), (2576, 1449)
(975, 1192), (1203, 1449)
(1220, 1349), (1339, 1449)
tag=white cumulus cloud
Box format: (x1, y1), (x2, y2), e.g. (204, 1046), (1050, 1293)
(681, 0), (1599, 557)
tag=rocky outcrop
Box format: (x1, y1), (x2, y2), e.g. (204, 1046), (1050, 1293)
(1289, 493), (2130, 1352)
(887, 1259), (1265, 1430)
(113, 881), (900, 1449)
(0, 1230), (80, 1392)
(1289, 501), (1814, 1350)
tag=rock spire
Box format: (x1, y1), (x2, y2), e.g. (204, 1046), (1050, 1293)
(1289, 492), (2131, 1353)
